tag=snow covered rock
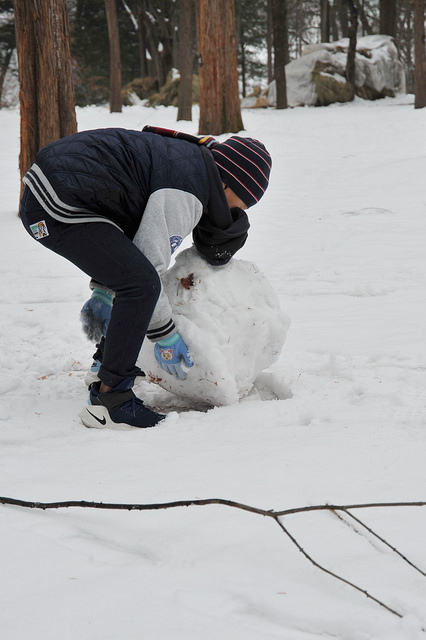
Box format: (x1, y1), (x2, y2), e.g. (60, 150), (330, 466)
(263, 35), (405, 108)
(138, 247), (290, 407)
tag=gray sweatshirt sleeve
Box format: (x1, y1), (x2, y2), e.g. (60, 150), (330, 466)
(132, 188), (203, 340)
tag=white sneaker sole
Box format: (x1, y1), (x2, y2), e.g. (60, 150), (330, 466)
(79, 405), (135, 431)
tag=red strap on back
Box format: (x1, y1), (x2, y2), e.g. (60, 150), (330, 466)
(142, 125), (216, 148)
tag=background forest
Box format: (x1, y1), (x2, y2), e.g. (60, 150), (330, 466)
(0, 0), (422, 109)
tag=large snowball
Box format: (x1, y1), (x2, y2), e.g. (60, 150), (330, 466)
(138, 247), (290, 407)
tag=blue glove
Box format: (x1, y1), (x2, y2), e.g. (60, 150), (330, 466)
(80, 287), (113, 342)
(154, 332), (193, 380)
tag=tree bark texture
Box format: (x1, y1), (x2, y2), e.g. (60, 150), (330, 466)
(0, 47), (14, 106)
(237, 10), (247, 98)
(330, 0), (349, 39)
(345, 0), (358, 98)
(105, 0), (122, 113)
(380, 0), (397, 39)
(354, 0), (373, 36)
(139, 0), (175, 87)
(414, 0), (426, 108)
(320, 0), (330, 42)
(271, 0), (288, 109)
(177, 0), (193, 121)
(196, 0), (244, 135)
(14, 0), (77, 185)
(136, 3), (149, 77)
(267, 0), (274, 84)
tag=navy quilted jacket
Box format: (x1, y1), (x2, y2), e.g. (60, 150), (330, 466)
(23, 127), (250, 332)
(24, 128), (248, 249)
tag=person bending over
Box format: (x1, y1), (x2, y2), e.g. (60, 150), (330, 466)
(20, 125), (271, 429)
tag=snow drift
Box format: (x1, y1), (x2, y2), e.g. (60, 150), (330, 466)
(247, 35), (406, 108)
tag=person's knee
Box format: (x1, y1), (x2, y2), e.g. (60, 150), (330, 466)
(141, 264), (162, 302)
(116, 263), (161, 304)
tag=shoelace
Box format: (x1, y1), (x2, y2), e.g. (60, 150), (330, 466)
(128, 395), (148, 417)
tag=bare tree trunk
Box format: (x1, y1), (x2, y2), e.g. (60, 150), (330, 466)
(139, 0), (175, 87)
(380, 0), (397, 38)
(154, 2), (174, 86)
(136, 4), (149, 77)
(0, 47), (13, 106)
(271, 0), (287, 109)
(267, 0), (273, 84)
(414, 0), (426, 109)
(353, 0), (373, 36)
(237, 11), (247, 98)
(121, 0), (149, 77)
(196, 0), (243, 135)
(14, 0), (77, 193)
(177, 0), (193, 121)
(345, 0), (358, 99)
(105, 0), (122, 112)
(336, 0), (349, 37)
(320, 0), (330, 42)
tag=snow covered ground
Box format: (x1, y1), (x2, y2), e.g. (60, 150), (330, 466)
(1, 95), (426, 639)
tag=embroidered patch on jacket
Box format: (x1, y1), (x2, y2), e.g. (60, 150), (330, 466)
(30, 220), (49, 239)
(170, 235), (183, 254)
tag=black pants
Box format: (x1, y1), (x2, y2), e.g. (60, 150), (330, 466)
(20, 187), (161, 388)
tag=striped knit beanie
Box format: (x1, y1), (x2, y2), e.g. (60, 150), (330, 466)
(211, 136), (272, 208)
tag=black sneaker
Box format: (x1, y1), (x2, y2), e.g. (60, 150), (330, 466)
(80, 378), (165, 430)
